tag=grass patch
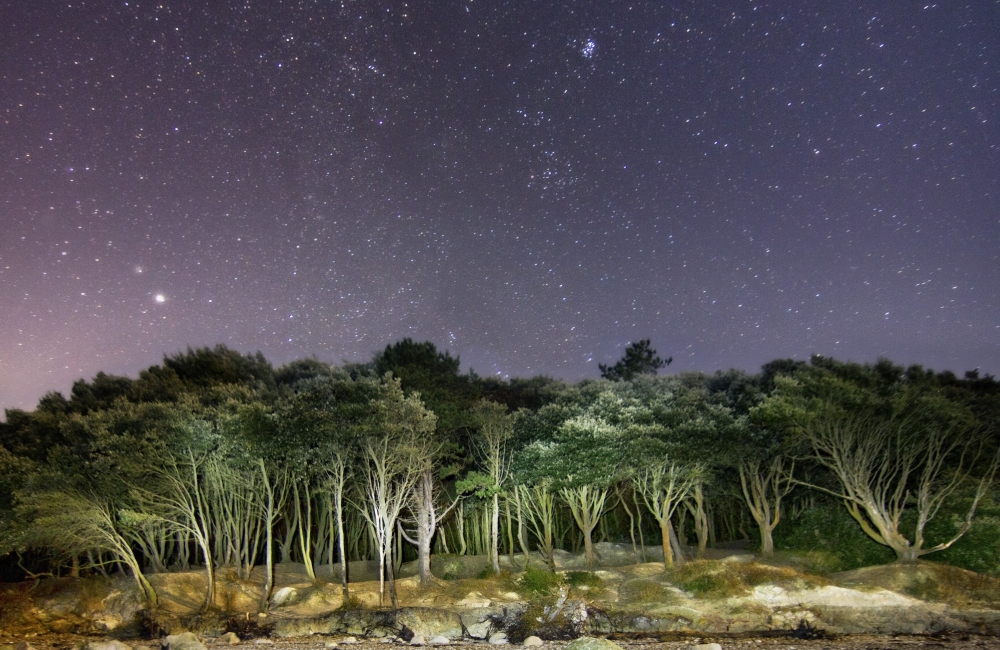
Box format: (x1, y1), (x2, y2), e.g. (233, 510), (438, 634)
(337, 594), (366, 610)
(859, 563), (1000, 606)
(564, 571), (604, 597)
(773, 550), (845, 575)
(924, 565), (1000, 604)
(616, 578), (678, 605)
(477, 567), (512, 580)
(520, 565), (561, 595)
(669, 560), (825, 599)
(565, 571), (601, 588)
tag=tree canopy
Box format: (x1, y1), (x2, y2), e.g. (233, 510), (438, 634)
(2, 344), (999, 587)
(599, 339), (671, 381)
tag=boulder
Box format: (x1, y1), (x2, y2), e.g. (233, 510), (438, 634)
(216, 633), (240, 646)
(428, 637), (450, 645)
(396, 608), (464, 639)
(488, 632), (508, 645)
(456, 592), (492, 608)
(270, 587), (298, 607)
(163, 633), (207, 650)
(458, 607), (495, 639)
(690, 644), (722, 650)
(522, 637), (543, 647)
(93, 614), (126, 632)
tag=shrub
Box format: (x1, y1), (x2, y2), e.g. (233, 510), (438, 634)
(565, 571), (601, 588)
(617, 578), (675, 604)
(680, 568), (744, 598)
(669, 560), (824, 598)
(338, 594), (365, 611)
(477, 567), (512, 580)
(520, 565), (561, 595)
(774, 502), (894, 570)
(924, 491), (1000, 576)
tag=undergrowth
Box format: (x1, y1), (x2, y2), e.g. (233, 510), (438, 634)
(669, 560), (824, 598)
(520, 565), (561, 595)
(897, 564), (1000, 605)
(617, 578), (677, 605)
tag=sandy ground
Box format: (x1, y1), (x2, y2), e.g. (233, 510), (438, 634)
(4, 634), (1000, 650)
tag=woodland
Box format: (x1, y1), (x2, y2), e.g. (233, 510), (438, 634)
(2, 339), (999, 613)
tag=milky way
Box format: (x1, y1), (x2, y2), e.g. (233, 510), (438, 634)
(2, 1), (998, 412)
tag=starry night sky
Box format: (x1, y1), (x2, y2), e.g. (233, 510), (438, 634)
(2, 1), (999, 413)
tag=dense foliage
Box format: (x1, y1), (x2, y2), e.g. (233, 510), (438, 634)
(2, 343), (999, 607)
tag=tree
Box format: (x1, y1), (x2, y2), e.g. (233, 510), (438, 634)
(738, 456), (793, 555)
(799, 406), (998, 561)
(400, 463), (460, 586)
(19, 489), (158, 604)
(231, 401), (292, 611)
(374, 339), (480, 477)
(633, 461), (697, 568)
(135, 443), (218, 611)
(599, 339), (671, 381)
(762, 358), (1000, 562)
(468, 400), (514, 574)
(357, 377), (436, 606)
(516, 406), (624, 566)
(514, 483), (558, 571)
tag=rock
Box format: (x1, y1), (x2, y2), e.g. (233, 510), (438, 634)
(93, 614), (126, 632)
(163, 633), (207, 650)
(564, 638), (623, 650)
(427, 637), (450, 645)
(409, 635), (426, 646)
(522, 637), (543, 647)
(456, 592), (492, 608)
(86, 642), (133, 650)
(488, 633), (508, 645)
(395, 608), (464, 639)
(270, 587), (298, 607)
(690, 644), (722, 650)
(324, 644), (338, 649)
(339, 638), (357, 645)
(458, 608), (493, 639)
(216, 633), (240, 646)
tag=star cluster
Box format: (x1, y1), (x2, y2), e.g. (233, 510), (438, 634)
(1, 1), (998, 411)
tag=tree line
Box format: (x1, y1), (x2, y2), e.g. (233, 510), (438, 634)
(2, 340), (999, 609)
